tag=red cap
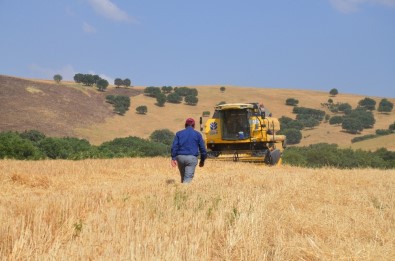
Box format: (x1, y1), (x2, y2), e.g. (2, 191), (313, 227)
(185, 118), (195, 126)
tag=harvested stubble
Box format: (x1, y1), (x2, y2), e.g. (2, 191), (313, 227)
(0, 158), (394, 260)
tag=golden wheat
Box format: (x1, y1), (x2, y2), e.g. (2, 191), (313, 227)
(0, 158), (394, 260)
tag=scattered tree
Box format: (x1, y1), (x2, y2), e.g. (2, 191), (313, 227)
(156, 93), (167, 107)
(144, 86), (161, 97)
(329, 115), (343, 125)
(96, 79), (109, 92)
(358, 97), (376, 111)
(329, 88), (339, 96)
(220, 86), (226, 92)
(123, 78), (131, 88)
(185, 95), (198, 105)
(338, 103), (352, 114)
(342, 117), (363, 134)
(53, 74), (62, 84)
(167, 92), (182, 103)
(114, 78), (123, 88)
(378, 98), (394, 113)
(161, 86), (173, 93)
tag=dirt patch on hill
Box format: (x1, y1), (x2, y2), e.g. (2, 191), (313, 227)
(0, 75), (142, 137)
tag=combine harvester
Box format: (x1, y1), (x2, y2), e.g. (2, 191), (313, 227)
(200, 102), (286, 165)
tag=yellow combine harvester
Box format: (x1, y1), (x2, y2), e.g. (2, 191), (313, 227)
(200, 102), (286, 165)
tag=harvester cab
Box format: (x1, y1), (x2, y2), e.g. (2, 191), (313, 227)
(200, 102), (286, 165)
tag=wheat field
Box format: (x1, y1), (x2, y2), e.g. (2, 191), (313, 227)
(0, 158), (394, 260)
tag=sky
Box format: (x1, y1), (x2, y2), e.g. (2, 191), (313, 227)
(0, 0), (394, 98)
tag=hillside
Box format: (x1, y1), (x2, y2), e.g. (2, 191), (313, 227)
(1, 75), (394, 149)
(0, 75), (141, 137)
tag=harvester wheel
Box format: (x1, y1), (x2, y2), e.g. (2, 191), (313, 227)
(269, 149), (281, 165)
(263, 149), (281, 165)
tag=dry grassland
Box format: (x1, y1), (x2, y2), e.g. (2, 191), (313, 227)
(0, 158), (394, 260)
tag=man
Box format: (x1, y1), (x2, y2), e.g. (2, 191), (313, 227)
(171, 118), (207, 183)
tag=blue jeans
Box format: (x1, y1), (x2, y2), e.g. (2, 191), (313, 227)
(176, 155), (198, 183)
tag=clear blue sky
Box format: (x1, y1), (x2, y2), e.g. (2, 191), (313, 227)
(1, 0), (394, 98)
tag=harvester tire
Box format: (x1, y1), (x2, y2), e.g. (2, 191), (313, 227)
(269, 149), (281, 165)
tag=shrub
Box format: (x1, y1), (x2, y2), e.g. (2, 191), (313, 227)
(202, 111), (210, 117)
(0, 132), (43, 160)
(19, 130), (46, 143)
(185, 95), (198, 105)
(156, 93), (167, 107)
(149, 129), (175, 146)
(279, 128), (302, 145)
(220, 86), (226, 92)
(285, 98), (299, 106)
(98, 136), (169, 157)
(38, 137), (92, 159)
(136, 105), (148, 114)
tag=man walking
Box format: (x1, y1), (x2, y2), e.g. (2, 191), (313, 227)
(171, 118), (207, 183)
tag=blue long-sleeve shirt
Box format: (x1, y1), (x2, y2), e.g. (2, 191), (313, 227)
(171, 126), (207, 161)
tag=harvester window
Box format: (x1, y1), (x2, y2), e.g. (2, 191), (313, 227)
(221, 109), (250, 140)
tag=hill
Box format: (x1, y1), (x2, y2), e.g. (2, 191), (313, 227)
(1, 75), (394, 150)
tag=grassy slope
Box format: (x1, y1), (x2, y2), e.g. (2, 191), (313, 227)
(1, 75), (395, 149)
(350, 133), (395, 151)
(75, 84), (395, 149)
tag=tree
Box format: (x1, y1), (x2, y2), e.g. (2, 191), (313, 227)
(149, 129), (175, 146)
(348, 109), (375, 129)
(185, 95), (198, 105)
(156, 93), (166, 106)
(136, 105), (148, 114)
(338, 103), (352, 114)
(280, 128), (302, 145)
(285, 98), (299, 106)
(161, 86), (173, 93)
(329, 88), (339, 96)
(0, 131), (43, 160)
(53, 74), (62, 84)
(389, 122), (395, 131)
(329, 115), (343, 125)
(378, 98), (394, 113)
(342, 118), (363, 134)
(107, 95), (130, 115)
(220, 86), (226, 92)
(358, 97), (376, 111)
(96, 79), (109, 91)
(123, 78), (131, 88)
(114, 78), (123, 88)
(74, 73), (84, 83)
(167, 92), (182, 103)
(20, 130), (46, 143)
(144, 86), (161, 97)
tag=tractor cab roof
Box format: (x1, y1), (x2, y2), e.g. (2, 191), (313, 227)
(215, 103), (258, 110)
